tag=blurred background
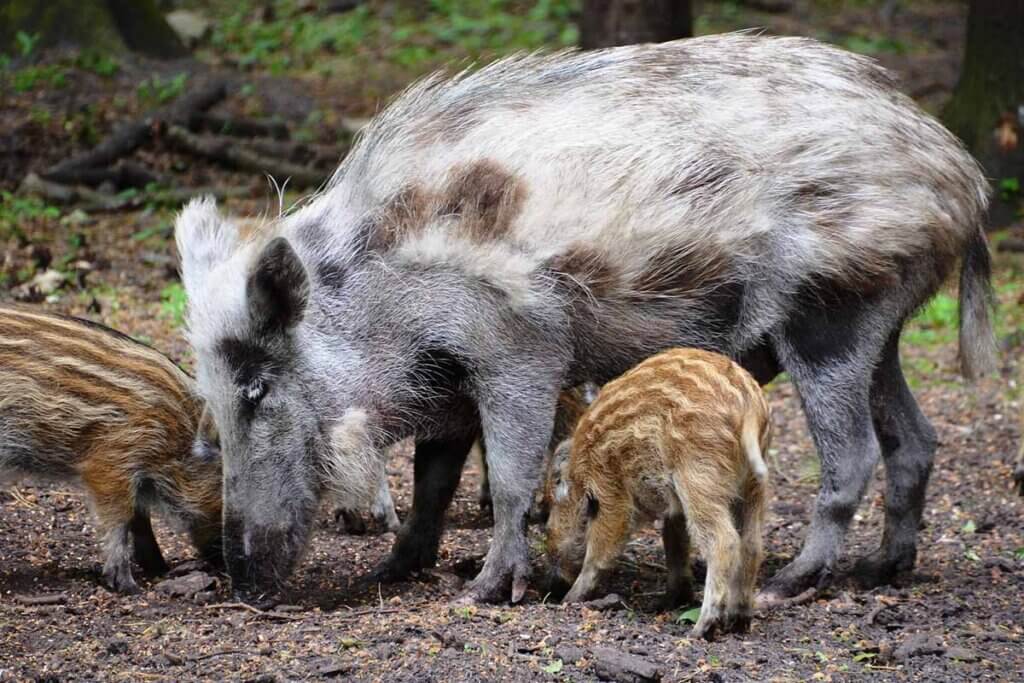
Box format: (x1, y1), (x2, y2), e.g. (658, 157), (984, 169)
(0, 0), (1021, 350)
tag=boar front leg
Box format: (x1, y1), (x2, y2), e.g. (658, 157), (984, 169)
(368, 431), (477, 582)
(460, 377), (561, 604)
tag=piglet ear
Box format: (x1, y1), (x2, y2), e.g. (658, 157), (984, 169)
(246, 237), (310, 334)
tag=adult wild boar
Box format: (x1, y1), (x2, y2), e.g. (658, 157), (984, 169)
(176, 34), (994, 603)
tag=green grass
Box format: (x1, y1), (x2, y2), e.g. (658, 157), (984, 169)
(160, 282), (188, 328)
(199, 0), (578, 87)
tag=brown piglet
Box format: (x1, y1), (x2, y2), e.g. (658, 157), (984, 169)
(0, 305), (222, 593)
(546, 348), (771, 639)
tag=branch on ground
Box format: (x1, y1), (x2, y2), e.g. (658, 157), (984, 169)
(165, 125), (328, 189)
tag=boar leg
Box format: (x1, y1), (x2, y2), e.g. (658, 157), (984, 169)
(761, 302), (884, 601)
(476, 437), (492, 515)
(661, 510), (694, 609)
(130, 510), (169, 576)
(461, 384), (560, 604)
(854, 332), (938, 586)
(368, 432), (476, 582)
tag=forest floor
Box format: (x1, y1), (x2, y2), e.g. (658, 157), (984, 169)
(2, 1), (1023, 681)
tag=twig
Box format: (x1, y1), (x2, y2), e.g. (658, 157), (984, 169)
(201, 602), (305, 621)
(42, 160), (161, 190)
(189, 112), (289, 140)
(188, 649), (245, 662)
(13, 592), (68, 606)
(165, 125), (327, 188)
(757, 587), (817, 611)
(7, 487), (39, 509)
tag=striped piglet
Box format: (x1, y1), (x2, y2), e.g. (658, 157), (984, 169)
(0, 305), (222, 593)
(546, 348), (771, 639)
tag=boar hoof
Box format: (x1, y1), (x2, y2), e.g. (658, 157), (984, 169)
(106, 572), (140, 595)
(660, 588), (695, 612)
(851, 549), (915, 588)
(760, 560), (832, 604)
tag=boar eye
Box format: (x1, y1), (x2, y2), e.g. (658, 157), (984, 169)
(242, 378), (267, 404)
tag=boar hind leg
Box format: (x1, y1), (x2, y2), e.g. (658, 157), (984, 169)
(661, 510), (694, 609)
(130, 510), (169, 576)
(854, 332), (937, 586)
(368, 432), (476, 582)
(762, 295), (886, 601)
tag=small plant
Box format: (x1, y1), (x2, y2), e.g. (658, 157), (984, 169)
(160, 282), (188, 328)
(138, 72), (188, 105)
(675, 606), (702, 624)
(999, 177), (1020, 202)
(10, 64), (68, 93)
(542, 658), (563, 674)
(75, 51), (119, 77)
(15, 31), (40, 57)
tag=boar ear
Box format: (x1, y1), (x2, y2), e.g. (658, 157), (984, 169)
(175, 197), (236, 292)
(247, 236), (310, 334)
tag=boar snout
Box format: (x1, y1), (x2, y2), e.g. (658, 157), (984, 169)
(223, 513), (306, 595)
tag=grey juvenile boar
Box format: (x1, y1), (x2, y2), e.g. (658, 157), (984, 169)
(176, 34), (995, 602)
(0, 305), (222, 593)
(546, 348), (770, 639)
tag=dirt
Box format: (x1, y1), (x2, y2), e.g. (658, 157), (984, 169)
(2, 1), (1024, 681)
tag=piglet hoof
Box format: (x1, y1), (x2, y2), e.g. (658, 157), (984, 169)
(1014, 465), (1024, 497)
(724, 610), (753, 634)
(691, 616), (720, 641)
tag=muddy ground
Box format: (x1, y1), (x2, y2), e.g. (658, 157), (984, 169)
(2, 1), (1024, 681)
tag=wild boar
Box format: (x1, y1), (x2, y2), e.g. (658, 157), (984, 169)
(0, 305), (222, 593)
(175, 33), (994, 602)
(546, 348), (770, 639)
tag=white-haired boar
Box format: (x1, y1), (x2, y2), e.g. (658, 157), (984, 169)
(0, 305), (222, 593)
(546, 348), (770, 639)
(176, 33), (995, 602)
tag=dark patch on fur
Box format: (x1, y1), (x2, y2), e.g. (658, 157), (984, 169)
(782, 280), (873, 368)
(440, 160), (525, 242)
(547, 245), (620, 299)
(586, 492), (600, 519)
(632, 245), (728, 298)
(369, 185), (431, 252)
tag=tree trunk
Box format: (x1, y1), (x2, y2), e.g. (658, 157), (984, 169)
(580, 0), (692, 50)
(943, 0), (1024, 226)
(0, 0), (187, 59)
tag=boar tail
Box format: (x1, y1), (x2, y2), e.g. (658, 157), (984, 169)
(958, 227), (998, 380)
(740, 409), (768, 482)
